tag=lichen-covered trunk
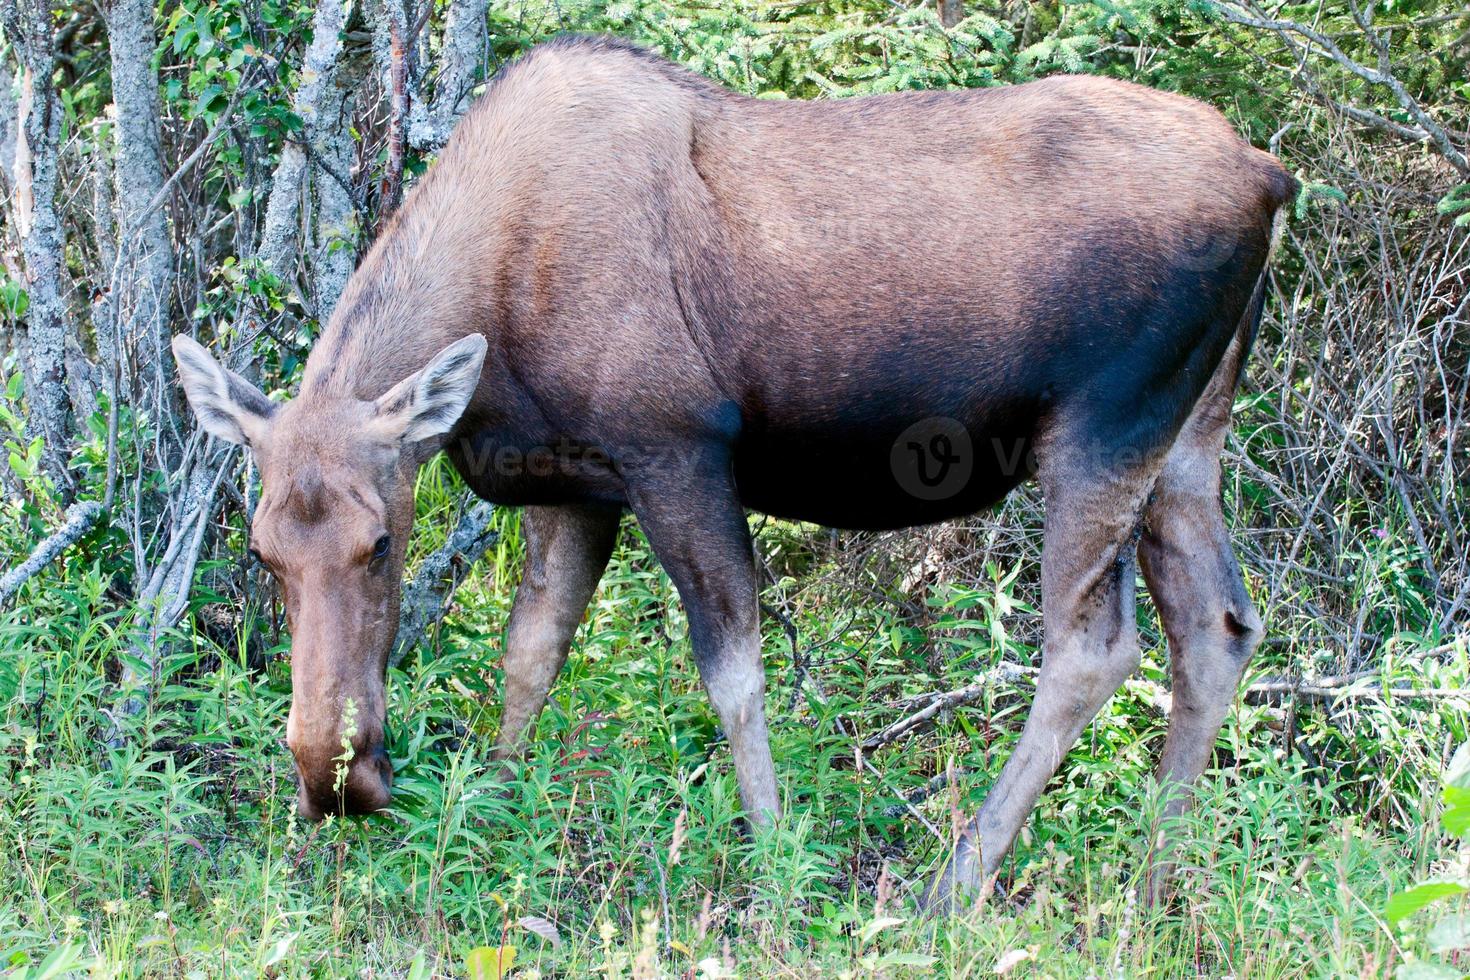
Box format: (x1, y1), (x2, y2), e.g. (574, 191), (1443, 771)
(409, 0), (489, 151)
(104, 0), (176, 410)
(257, 0), (349, 282)
(3, 0), (72, 494)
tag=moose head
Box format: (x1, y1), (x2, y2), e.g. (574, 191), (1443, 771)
(171, 332), (487, 819)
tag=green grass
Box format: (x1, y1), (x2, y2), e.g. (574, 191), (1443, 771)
(0, 464), (1463, 977)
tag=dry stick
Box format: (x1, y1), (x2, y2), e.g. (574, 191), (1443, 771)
(105, 449), (235, 746)
(0, 500), (104, 604)
(863, 640), (1469, 751)
(1244, 682), (1470, 703)
(380, 5), (408, 223)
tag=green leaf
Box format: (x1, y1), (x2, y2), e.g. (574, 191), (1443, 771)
(857, 915), (906, 945)
(465, 945), (516, 980)
(873, 951), (940, 967)
(24, 943), (91, 980)
(193, 84), (226, 119)
(1388, 881), (1470, 923)
(1445, 742), (1470, 790)
(0, 281), (29, 318)
(1444, 785), (1470, 837)
(404, 951), (431, 980)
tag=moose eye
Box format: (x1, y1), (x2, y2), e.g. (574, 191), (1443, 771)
(371, 534), (391, 562)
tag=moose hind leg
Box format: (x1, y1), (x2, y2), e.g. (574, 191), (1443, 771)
(924, 462), (1157, 911)
(1139, 412), (1263, 895)
(492, 504), (621, 763)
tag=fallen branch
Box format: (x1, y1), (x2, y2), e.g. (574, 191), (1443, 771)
(881, 768), (971, 819)
(859, 651), (1470, 752)
(0, 499), (104, 604)
(861, 663), (1037, 752)
(1245, 674), (1470, 704)
(390, 497), (498, 667)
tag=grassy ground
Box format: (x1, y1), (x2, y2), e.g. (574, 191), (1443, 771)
(1, 460), (1464, 978)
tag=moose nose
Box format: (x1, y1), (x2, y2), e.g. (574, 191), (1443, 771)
(295, 744), (393, 821)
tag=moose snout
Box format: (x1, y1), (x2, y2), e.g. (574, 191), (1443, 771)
(293, 742), (393, 821)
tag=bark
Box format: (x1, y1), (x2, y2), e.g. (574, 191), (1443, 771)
(408, 0), (488, 151)
(0, 59), (16, 190)
(104, 0), (177, 404)
(257, 0), (349, 281)
(312, 74), (361, 317)
(937, 0), (963, 29)
(374, 0), (409, 222)
(3, 0), (73, 493)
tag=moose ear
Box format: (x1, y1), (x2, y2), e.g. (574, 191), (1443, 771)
(171, 334), (275, 448)
(372, 334), (487, 445)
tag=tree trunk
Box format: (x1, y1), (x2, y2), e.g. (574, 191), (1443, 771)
(313, 68), (362, 318)
(104, 0), (176, 409)
(409, 0), (488, 151)
(2, 0), (73, 495)
(257, 0), (349, 282)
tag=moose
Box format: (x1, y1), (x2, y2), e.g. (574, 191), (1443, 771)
(173, 35), (1295, 908)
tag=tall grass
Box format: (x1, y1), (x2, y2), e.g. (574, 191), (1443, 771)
(1, 456), (1463, 977)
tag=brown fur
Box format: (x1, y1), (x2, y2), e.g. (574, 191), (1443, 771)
(173, 36), (1293, 899)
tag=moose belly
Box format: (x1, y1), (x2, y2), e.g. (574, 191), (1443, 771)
(732, 418), (1037, 530)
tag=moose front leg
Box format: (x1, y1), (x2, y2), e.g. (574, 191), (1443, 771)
(492, 504), (621, 763)
(625, 454), (780, 823)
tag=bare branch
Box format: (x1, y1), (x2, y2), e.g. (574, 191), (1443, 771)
(0, 500), (104, 604)
(1214, 0), (1470, 176)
